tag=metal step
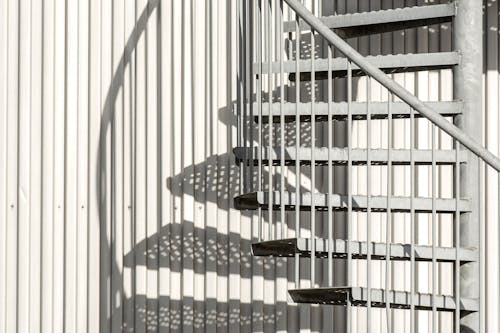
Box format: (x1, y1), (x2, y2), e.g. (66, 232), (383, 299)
(234, 147), (467, 166)
(251, 238), (477, 263)
(252, 101), (462, 123)
(234, 191), (471, 213)
(288, 287), (478, 312)
(283, 3), (455, 38)
(256, 52), (459, 81)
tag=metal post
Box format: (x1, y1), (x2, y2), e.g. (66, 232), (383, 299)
(453, 1), (482, 332)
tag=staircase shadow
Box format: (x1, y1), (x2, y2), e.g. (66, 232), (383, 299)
(95, 0), (327, 331)
(95, 0), (457, 331)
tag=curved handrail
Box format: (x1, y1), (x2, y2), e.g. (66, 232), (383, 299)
(285, 0), (500, 172)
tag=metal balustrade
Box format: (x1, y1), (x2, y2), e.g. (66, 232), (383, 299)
(236, 1), (497, 332)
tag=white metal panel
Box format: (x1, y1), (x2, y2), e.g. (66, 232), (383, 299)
(0, 0), (499, 332)
(485, 0), (500, 331)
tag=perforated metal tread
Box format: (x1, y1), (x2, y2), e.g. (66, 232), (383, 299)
(251, 238), (477, 263)
(256, 52), (460, 80)
(288, 287), (478, 312)
(283, 3), (455, 37)
(234, 191), (471, 213)
(252, 101), (462, 123)
(234, 147), (467, 166)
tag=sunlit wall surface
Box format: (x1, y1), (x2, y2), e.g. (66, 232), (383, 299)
(0, 0), (498, 332)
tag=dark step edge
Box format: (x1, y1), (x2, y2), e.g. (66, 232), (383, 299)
(288, 287), (478, 312)
(250, 238), (477, 263)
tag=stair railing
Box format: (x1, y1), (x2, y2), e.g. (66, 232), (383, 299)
(286, 0), (500, 172)
(236, 0), (494, 332)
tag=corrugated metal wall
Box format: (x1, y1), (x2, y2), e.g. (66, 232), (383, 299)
(0, 0), (498, 332)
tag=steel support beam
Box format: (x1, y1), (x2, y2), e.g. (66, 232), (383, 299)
(453, 1), (482, 332)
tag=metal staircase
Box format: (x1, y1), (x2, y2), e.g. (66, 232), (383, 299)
(236, 1), (499, 332)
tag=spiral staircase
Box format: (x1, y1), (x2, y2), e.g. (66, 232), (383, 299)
(234, 1), (496, 331)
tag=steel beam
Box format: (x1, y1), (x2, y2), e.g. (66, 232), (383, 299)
(288, 287), (479, 312)
(453, 1), (483, 332)
(250, 238), (477, 263)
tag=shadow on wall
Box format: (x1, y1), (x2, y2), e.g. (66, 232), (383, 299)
(95, 0), (314, 331)
(96, 0), (457, 331)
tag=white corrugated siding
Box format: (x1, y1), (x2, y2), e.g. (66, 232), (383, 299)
(0, 0), (498, 332)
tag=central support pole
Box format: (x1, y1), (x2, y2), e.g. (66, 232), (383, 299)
(453, 1), (482, 332)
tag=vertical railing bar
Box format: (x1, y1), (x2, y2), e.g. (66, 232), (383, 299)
(347, 60), (353, 333)
(245, 0), (252, 194)
(243, 0), (247, 193)
(327, 45), (333, 286)
(480, 160), (485, 333)
(410, 106), (415, 333)
(244, 0), (251, 194)
(237, 0), (243, 194)
(310, 25), (316, 287)
(273, 4), (279, 329)
(454, 140), (460, 332)
(385, 90), (392, 333)
(479, 160), (485, 333)
(477, 158), (484, 333)
(431, 123), (437, 332)
(288, 2), (293, 60)
(249, 0), (254, 194)
(294, 5), (301, 289)
(243, 0), (248, 193)
(257, 0), (263, 242)
(279, 0), (285, 240)
(366, 76), (372, 333)
(268, 0), (273, 240)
